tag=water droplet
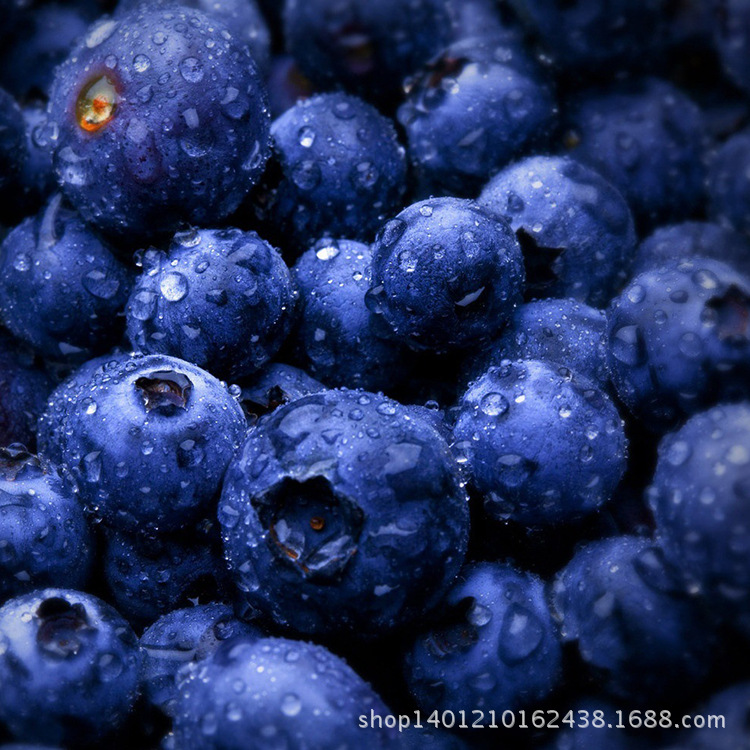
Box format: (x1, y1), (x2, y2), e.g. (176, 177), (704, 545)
(281, 693), (302, 717)
(480, 392), (509, 417)
(160, 272), (189, 302)
(83, 269), (120, 300)
(133, 54), (151, 73)
(13, 253), (31, 272)
(498, 603), (544, 664)
(180, 57), (204, 83)
(299, 126), (316, 148)
(291, 160), (320, 190)
(666, 439), (691, 467)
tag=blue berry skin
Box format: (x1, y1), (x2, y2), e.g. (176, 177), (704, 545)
(453, 360), (627, 525)
(0, 589), (141, 746)
(173, 636), (398, 749)
(292, 238), (411, 392)
(17, 103), (57, 217)
(126, 228), (297, 381)
(405, 562), (562, 715)
(46, 8), (271, 242)
(0, 446), (93, 603)
(479, 156), (636, 306)
(283, 0), (454, 104)
(708, 129), (750, 237)
(508, 0), (670, 71)
(466, 299), (610, 393)
(0, 332), (53, 450)
(0, 195), (133, 362)
(103, 528), (231, 627)
(714, 1), (750, 96)
(59, 353), (247, 533)
(398, 35), (557, 197)
(239, 363), (325, 427)
(219, 389), (469, 638)
(115, 0), (272, 76)
(634, 221), (750, 279)
(140, 603), (262, 717)
(367, 198), (525, 353)
(252, 93), (406, 253)
(566, 78), (705, 229)
(606, 258), (750, 430)
(450, 0), (523, 45)
(648, 403), (750, 635)
(0, 88), (26, 220)
(551, 536), (715, 702)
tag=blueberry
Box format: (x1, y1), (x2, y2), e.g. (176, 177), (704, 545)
(283, 0), (454, 104)
(0, 195), (133, 362)
(466, 298), (610, 392)
(103, 527), (231, 627)
(126, 228), (297, 381)
(292, 238), (411, 391)
(634, 221), (750, 279)
(551, 535), (715, 702)
(453, 359), (627, 525)
(58, 353), (247, 533)
(648, 403), (750, 636)
(219, 389), (468, 637)
(251, 92), (407, 253)
(0, 331), (53, 450)
(478, 155), (636, 306)
(565, 78), (705, 229)
(405, 562), (562, 714)
(115, 0), (272, 76)
(140, 603), (262, 716)
(449, 0), (523, 45)
(708, 128), (750, 236)
(607, 258), (750, 429)
(238, 363), (325, 427)
(0, 445), (93, 602)
(367, 197), (525, 352)
(46, 7), (271, 242)
(398, 34), (556, 196)
(714, 0), (750, 95)
(0, 589), (141, 745)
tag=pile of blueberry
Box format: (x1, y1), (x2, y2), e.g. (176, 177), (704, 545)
(1, 0), (750, 748)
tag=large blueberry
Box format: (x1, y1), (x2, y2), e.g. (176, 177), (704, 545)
(46, 7), (270, 241)
(607, 258), (750, 429)
(367, 197), (525, 352)
(405, 562), (562, 715)
(219, 389), (468, 637)
(0, 195), (133, 361)
(58, 353), (247, 532)
(0, 589), (141, 745)
(172, 636), (397, 748)
(398, 35), (556, 197)
(453, 360), (627, 525)
(126, 228), (297, 381)
(0, 446), (93, 603)
(478, 155), (636, 306)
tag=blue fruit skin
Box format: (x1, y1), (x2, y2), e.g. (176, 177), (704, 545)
(173, 636), (398, 748)
(708, 129), (750, 237)
(553, 536), (715, 703)
(219, 389), (469, 637)
(367, 197), (525, 353)
(115, 0), (272, 75)
(140, 603), (262, 716)
(398, 35), (556, 197)
(0, 195), (133, 362)
(607, 258), (750, 430)
(566, 78), (705, 229)
(0, 88), (27, 220)
(0, 447), (93, 603)
(283, 0), (454, 103)
(714, 1), (750, 95)
(648, 403), (750, 636)
(405, 562), (562, 714)
(292, 238), (411, 392)
(453, 360), (627, 525)
(634, 221), (750, 279)
(478, 155), (636, 306)
(0, 588), (141, 746)
(239, 363), (325, 427)
(0, 332), (53, 450)
(17, 103), (58, 217)
(253, 93), (406, 252)
(46, 8), (270, 242)
(466, 299), (610, 393)
(103, 528), (231, 627)
(126, 228), (297, 381)
(59, 353), (247, 533)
